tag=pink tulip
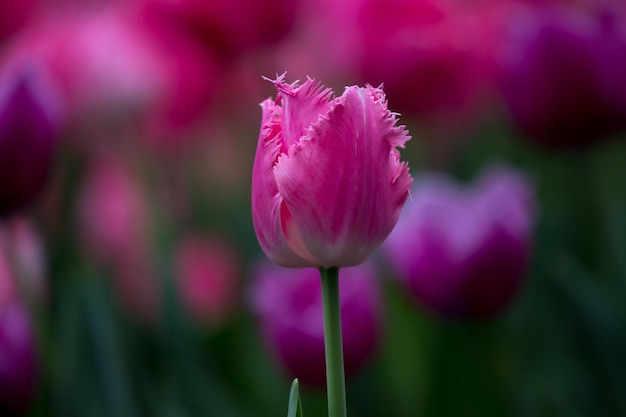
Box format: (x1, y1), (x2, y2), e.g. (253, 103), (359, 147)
(382, 165), (534, 319)
(173, 235), (240, 328)
(251, 75), (412, 268)
(249, 262), (382, 387)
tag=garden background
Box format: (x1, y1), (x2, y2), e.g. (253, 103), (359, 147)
(1, 0), (626, 416)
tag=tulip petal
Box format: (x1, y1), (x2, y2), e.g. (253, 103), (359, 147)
(274, 85), (412, 267)
(251, 98), (313, 267)
(266, 74), (333, 152)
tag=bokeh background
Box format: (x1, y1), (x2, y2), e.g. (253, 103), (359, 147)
(1, 0), (626, 416)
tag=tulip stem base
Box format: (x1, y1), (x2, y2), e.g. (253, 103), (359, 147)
(320, 266), (347, 417)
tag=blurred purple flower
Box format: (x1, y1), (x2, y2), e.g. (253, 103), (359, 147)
(249, 262), (382, 387)
(0, 66), (62, 218)
(0, 303), (37, 416)
(383, 165), (535, 319)
(497, 1), (626, 147)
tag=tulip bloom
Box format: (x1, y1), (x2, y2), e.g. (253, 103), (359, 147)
(251, 75), (412, 269)
(383, 165), (534, 319)
(249, 261), (382, 387)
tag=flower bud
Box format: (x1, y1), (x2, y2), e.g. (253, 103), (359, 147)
(251, 75), (412, 268)
(249, 262), (382, 387)
(383, 165), (534, 319)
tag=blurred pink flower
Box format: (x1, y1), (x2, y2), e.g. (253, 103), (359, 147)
(249, 262), (382, 387)
(76, 157), (149, 266)
(76, 156), (161, 323)
(133, 4), (225, 144)
(382, 165), (535, 319)
(251, 75), (412, 268)
(0, 65), (63, 218)
(174, 235), (240, 328)
(4, 8), (167, 127)
(3, 4), (223, 144)
(496, 1), (626, 147)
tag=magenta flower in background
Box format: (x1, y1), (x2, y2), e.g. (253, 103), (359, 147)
(383, 165), (535, 319)
(249, 262), (382, 387)
(132, 3), (225, 144)
(4, 4), (223, 145)
(0, 66), (62, 218)
(496, 1), (626, 148)
(138, 0), (301, 60)
(251, 75), (412, 268)
(174, 235), (240, 328)
(323, 0), (496, 123)
(3, 8), (167, 128)
(0, 302), (37, 416)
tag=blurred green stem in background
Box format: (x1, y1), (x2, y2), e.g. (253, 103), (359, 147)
(320, 267), (347, 417)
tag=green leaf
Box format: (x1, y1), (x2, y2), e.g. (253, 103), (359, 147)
(287, 379), (303, 417)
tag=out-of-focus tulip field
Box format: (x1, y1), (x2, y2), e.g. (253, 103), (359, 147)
(2, 0), (626, 416)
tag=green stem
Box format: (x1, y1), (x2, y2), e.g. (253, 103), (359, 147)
(320, 267), (347, 417)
